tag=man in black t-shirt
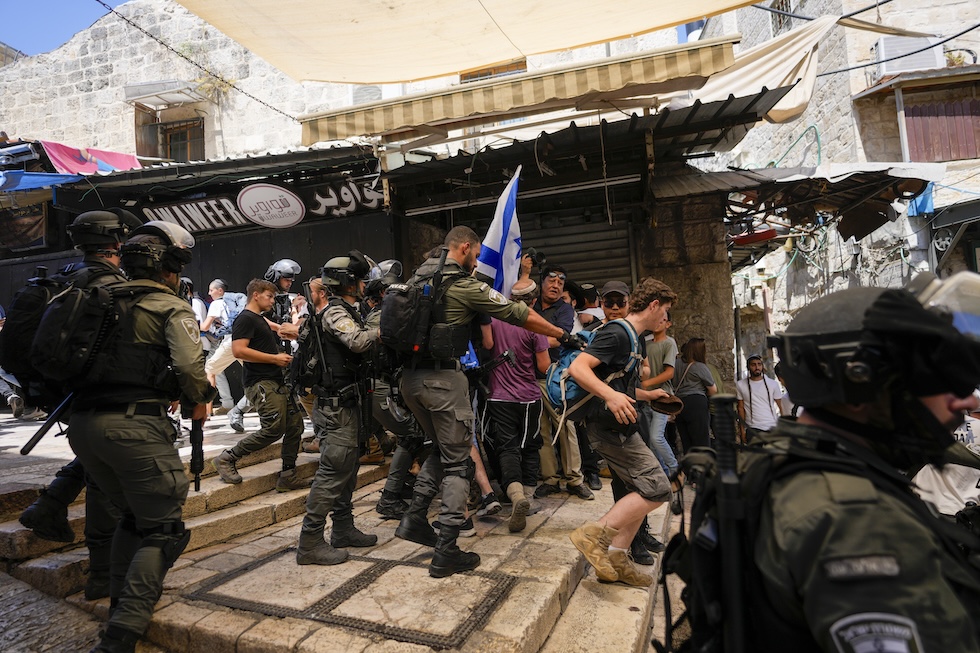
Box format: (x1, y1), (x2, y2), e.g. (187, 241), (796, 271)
(214, 279), (311, 492)
(567, 277), (677, 587)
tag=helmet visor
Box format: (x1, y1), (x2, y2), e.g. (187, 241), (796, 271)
(920, 271), (980, 340)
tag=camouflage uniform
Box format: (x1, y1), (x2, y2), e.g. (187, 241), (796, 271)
(68, 279), (215, 639)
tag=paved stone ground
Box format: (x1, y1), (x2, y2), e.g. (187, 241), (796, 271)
(0, 408), (672, 652)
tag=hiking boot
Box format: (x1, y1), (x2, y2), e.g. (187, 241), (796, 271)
(429, 525), (481, 578)
(629, 537), (654, 565)
(506, 482), (530, 533)
(567, 483), (595, 501)
(609, 549), (653, 587)
(569, 522), (618, 582)
(7, 394), (24, 418)
(359, 450), (385, 465)
(228, 407), (245, 433)
(331, 520), (378, 548)
(84, 571), (110, 601)
(432, 517), (476, 538)
(586, 472), (602, 491)
(214, 450), (242, 484)
(19, 490), (75, 542)
(21, 407), (47, 421)
(301, 437), (320, 454)
(637, 519), (666, 553)
(477, 492), (502, 516)
(297, 532), (349, 566)
(276, 468), (313, 492)
(533, 483), (561, 498)
(376, 490), (408, 520)
(395, 493), (437, 547)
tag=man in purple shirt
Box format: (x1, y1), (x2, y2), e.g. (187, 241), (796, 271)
(486, 286), (551, 531)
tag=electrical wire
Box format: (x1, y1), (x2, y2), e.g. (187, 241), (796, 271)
(92, 0), (297, 122)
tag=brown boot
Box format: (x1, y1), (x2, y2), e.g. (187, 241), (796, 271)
(359, 437), (385, 464)
(276, 468), (313, 492)
(569, 522), (618, 582)
(608, 549), (653, 587)
(506, 482), (530, 533)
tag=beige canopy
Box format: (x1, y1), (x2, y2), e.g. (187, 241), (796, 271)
(174, 0), (759, 84)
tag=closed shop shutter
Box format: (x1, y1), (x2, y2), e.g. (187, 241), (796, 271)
(520, 215), (634, 288)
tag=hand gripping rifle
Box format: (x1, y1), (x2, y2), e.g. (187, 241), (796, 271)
(20, 392), (74, 456)
(710, 394), (746, 653)
(181, 404), (205, 491)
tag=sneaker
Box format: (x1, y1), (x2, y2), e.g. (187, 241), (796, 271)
(7, 395), (24, 418)
(477, 492), (502, 516)
(212, 405), (232, 416)
(20, 407), (47, 421)
(586, 472), (602, 491)
(567, 483), (595, 501)
(432, 517), (476, 538)
(229, 408), (245, 433)
(533, 483), (562, 499)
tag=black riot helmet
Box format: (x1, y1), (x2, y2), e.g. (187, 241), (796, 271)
(769, 272), (980, 466)
(364, 259), (403, 298)
(321, 250), (376, 291)
(264, 259), (302, 285)
(120, 221), (195, 279)
(67, 208), (142, 251)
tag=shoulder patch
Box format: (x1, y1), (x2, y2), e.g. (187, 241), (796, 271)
(823, 556), (899, 581)
(487, 288), (508, 305)
(334, 317), (357, 334)
(181, 317), (201, 345)
(829, 613), (922, 653)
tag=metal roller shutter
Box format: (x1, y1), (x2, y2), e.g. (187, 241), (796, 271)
(520, 215), (634, 288)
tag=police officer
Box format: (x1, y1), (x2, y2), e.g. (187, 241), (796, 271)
(393, 226), (581, 578)
(296, 251), (381, 565)
(68, 221), (216, 653)
(18, 209), (140, 601)
(732, 275), (980, 652)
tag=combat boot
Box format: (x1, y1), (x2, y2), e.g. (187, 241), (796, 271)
(296, 531), (349, 566)
(569, 522), (618, 582)
(276, 468), (313, 492)
(608, 549), (653, 587)
(429, 524), (481, 578)
(359, 437), (385, 465)
(506, 482), (530, 533)
(375, 490), (408, 520)
(85, 543), (111, 600)
(629, 537), (654, 565)
(214, 450), (242, 484)
(19, 488), (75, 542)
(89, 625), (141, 653)
(331, 519), (378, 548)
(636, 516), (665, 553)
(394, 492), (437, 547)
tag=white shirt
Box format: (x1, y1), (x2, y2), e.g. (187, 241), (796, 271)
(206, 296), (230, 339)
(913, 443), (980, 516)
(735, 375), (783, 431)
(191, 297), (209, 350)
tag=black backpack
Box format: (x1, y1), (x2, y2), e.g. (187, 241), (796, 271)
(287, 307), (327, 392)
(29, 281), (156, 388)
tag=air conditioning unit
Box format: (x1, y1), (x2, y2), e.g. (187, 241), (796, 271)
(871, 36), (945, 82)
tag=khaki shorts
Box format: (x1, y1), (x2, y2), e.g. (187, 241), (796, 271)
(584, 421), (671, 503)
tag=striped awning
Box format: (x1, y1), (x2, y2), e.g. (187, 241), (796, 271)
(300, 37), (737, 145)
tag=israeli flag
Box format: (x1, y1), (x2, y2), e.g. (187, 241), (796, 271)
(476, 165), (523, 294)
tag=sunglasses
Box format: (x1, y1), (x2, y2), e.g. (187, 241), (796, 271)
(603, 296), (627, 308)
(545, 271), (566, 281)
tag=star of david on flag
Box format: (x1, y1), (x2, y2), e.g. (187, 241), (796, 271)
(476, 165), (523, 295)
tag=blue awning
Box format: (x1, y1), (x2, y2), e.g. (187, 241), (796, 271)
(0, 170), (84, 192)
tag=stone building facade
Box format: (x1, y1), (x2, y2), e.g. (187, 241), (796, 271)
(701, 0), (980, 375)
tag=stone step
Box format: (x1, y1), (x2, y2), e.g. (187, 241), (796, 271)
(6, 462), (389, 599)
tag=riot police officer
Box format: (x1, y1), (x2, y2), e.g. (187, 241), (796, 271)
(264, 257), (302, 325)
(718, 274), (980, 652)
(18, 209), (140, 600)
(296, 251), (381, 565)
(69, 221), (216, 653)
(391, 226), (579, 578)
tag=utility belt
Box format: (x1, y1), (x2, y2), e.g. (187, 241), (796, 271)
(90, 402), (169, 417)
(408, 359), (461, 371)
(315, 382), (361, 410)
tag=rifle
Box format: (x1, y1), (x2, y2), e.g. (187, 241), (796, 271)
(464, 349), (516, 395)
(20, 392), (73, 456)
(710, 394), (746, 653)
(181, 404), (206, 491)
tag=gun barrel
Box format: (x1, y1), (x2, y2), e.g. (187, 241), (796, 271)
(189, 418), (205, 492)
(20, 393), (74, 456)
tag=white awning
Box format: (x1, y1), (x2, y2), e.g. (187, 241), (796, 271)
(173, 0), (760, 84)
(300, 37), (737, 144)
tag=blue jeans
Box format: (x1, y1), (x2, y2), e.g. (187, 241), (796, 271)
(639, 403), (678, 478)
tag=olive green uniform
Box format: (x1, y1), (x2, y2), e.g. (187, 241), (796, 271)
(753, 420), (980, 652)
(301, 299), (378, 541)
(402, 258), (529, 528)
(69, 280), (215, 638)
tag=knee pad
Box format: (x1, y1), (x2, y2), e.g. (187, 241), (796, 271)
(445, 459), (475, 482)
(141, 521), (191, 568)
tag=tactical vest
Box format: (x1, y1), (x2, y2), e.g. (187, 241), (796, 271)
(320, 297), (365, 391)
(425, 275), (471, 361)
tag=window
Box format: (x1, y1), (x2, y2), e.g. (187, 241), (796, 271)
(137, 117), (205, 162)
(906, 99), (980, 162)
(770, 0), (793, 37)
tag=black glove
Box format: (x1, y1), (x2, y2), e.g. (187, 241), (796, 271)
(558, 330), (587, 350)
